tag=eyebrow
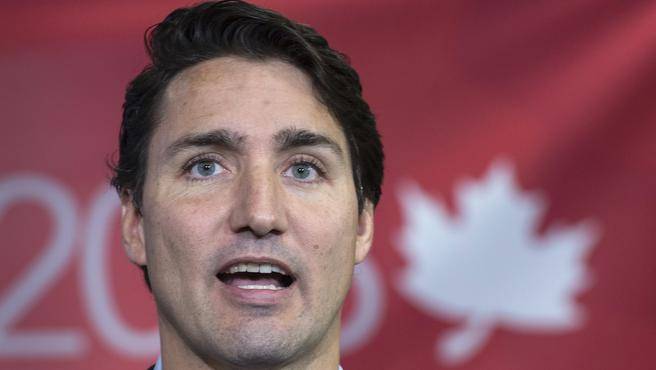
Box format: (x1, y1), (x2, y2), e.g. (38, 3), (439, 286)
(164, 129), (246, 159)
(163, 127), (344, 161)
(274, 128), (344, 159)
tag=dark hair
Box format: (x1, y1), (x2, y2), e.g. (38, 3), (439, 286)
(110, 0), (384, 288)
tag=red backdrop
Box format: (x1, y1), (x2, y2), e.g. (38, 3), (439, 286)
(1, 1), (655, 369)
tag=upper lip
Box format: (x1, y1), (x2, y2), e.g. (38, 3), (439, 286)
(217, 256), (295, 277)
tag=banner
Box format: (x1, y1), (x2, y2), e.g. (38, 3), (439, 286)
(1, 1), (655, 369)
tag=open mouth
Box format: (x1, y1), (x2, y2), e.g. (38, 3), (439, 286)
(217, 262), (295, 291)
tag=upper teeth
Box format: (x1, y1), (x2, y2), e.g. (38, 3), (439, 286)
(227, 263), (286, 275)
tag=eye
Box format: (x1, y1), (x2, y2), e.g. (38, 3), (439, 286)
(284, 162), (320, 182)
(188, 159), (225, 179)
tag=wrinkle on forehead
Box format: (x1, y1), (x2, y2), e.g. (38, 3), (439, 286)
(156, 56), (345, 151)
(164, 56), (318, 115)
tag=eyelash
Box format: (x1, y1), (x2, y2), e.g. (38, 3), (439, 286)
(181, 154), (327, 182)
(285, 155), (327, 181)
(182, 154), (227, 181)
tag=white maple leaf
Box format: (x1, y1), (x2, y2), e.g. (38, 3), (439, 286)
(395, 159), (599, 366)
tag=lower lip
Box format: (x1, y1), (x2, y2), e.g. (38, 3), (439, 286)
(218, 280), (295, 306)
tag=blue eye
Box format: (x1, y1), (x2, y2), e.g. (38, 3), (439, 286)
(189, 160), (224, 178)
(285, 162), (322, 182)
(291, 164), (312, 179)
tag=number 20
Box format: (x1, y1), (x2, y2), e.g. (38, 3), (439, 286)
(0, 174), (158, 358)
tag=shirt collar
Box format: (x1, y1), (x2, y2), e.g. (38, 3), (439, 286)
(154, 355), (343, 369)
(153, 355), (162, 370)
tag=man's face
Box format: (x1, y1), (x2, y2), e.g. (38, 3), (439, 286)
(121, 57), (374, 368)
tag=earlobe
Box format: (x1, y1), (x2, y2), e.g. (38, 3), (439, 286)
(354, 200), (374, 264)
(120, 193), (147, 266)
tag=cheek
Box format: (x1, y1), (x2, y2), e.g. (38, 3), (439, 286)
(300, 184), (359, 254)
(293, 199), (359, 284)
(311, 219), (358, 315)
(142, 197), (223, 287)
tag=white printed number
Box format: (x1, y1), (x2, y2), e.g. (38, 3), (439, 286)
(0, 175), (161, 359)
(0, 175), (84, 357)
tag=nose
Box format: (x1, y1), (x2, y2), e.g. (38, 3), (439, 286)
(228, 165), (288, 237)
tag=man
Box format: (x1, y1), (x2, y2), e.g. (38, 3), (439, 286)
(111, 1), (384, 369)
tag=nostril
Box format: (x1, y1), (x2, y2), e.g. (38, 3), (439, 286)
(233, 225), (284, 237)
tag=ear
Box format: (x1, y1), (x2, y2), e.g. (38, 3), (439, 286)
(354, 200), (375, 264)
(120, 192), (147, 266)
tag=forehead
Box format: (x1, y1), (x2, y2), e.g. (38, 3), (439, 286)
(153, 56), (346, 152)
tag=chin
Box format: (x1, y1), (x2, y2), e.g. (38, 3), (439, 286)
(211, 314), (338, 369)
(207, 334), (301, 369)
